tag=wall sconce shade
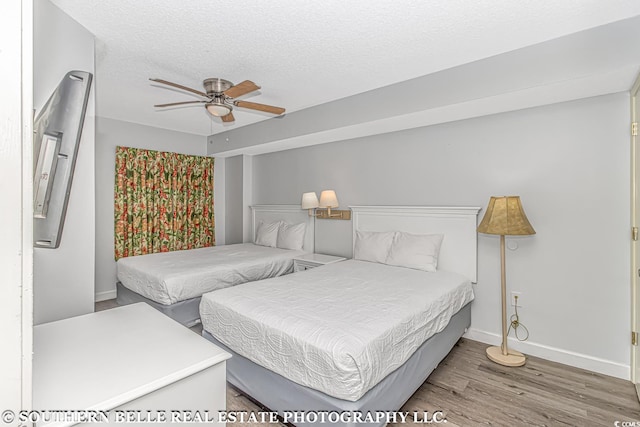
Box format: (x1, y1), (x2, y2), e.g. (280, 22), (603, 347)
(319, 190), (339, 208)
(301, 192), (319, 209)
(477, 196), (535, 236)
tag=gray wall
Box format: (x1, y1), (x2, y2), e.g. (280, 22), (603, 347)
(224, 155), (244, 244)
(33, 0), (95, 324)
(95, 117), (207, 300)
(250, 93), (630, 375)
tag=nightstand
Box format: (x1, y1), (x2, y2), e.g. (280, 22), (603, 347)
(293, 253), (346, 272)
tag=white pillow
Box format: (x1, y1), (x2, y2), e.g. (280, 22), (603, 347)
(255, 221), (281, 247)
(386, 232), (444, 272)
(353, 231), (396, 264)
(277, 222), (307, 250)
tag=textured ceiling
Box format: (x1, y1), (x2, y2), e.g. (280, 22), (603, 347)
(51, 0), (640, 136)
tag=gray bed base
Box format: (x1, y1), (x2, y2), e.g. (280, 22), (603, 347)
(202, 303), (471, 427)
(116, 282), (201, 327)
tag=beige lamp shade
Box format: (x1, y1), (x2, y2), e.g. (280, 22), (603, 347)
(301, 192), (319, 209)
(319, 190), (339, 208)
(477, 196), (535, 236)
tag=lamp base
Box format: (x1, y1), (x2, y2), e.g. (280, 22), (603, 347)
(486, 346), (526, 367)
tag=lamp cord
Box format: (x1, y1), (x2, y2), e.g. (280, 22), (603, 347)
(507, 299), (529, 341)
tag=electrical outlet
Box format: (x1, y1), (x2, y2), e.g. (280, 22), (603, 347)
(511, 292), (522, 307)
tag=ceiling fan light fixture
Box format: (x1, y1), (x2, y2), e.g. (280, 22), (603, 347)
(205, 103), (232, 117)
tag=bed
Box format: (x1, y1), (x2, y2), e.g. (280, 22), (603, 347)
(200, 205), (480, 426)
(116, 205), (314, 327)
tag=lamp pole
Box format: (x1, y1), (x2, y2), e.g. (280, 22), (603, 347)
(500, 234), (508, 356)
(485, 233), (526, 366)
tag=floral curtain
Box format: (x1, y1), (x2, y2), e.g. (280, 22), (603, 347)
(114, 146), (215, 260)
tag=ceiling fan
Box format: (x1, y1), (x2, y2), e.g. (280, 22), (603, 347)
(150, 77), (285, 123)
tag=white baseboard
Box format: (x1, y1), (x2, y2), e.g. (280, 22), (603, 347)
(464, 328), (630, 380)
(95, 289), (117, 302)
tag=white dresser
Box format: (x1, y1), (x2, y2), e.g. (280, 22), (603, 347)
(33, 303), (231, 426)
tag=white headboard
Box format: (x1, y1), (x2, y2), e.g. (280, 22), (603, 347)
(250, 205), (315, 253)
(350, 206), (481, 282)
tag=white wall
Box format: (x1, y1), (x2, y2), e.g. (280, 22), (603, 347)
(250, 93), (631, 378)
(94, 117), (209, 301)
(33, 0), (95, 325)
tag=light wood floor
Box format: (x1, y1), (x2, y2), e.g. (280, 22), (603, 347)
(96, 300), (640, 426)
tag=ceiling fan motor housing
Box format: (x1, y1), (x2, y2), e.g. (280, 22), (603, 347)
(203, 78), (233, 95)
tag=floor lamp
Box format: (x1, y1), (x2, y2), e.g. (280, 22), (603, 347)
(478, 196), (535, 367)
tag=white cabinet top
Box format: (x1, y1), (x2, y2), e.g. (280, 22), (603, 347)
(33, 303), (230, 419)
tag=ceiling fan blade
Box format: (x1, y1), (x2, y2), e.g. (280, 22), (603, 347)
(149, 78), (209, 98)
(223, 80), (260, 99)
(234, 100), (285, 115)
(221, 112), (235, 123)
(154, 100), (206, 107)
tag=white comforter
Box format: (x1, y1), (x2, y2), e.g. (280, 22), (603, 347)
(117, 243), (305, 305)
(200, 259), (473, 401)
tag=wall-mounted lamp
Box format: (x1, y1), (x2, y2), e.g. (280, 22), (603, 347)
(319, 190), (340, 217)
(301, 192), (319, 216)
(300, 190), (351, 220)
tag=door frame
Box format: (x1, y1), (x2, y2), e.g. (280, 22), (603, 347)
(0, 0), (34, 414)
(631, 72), (640, 386)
